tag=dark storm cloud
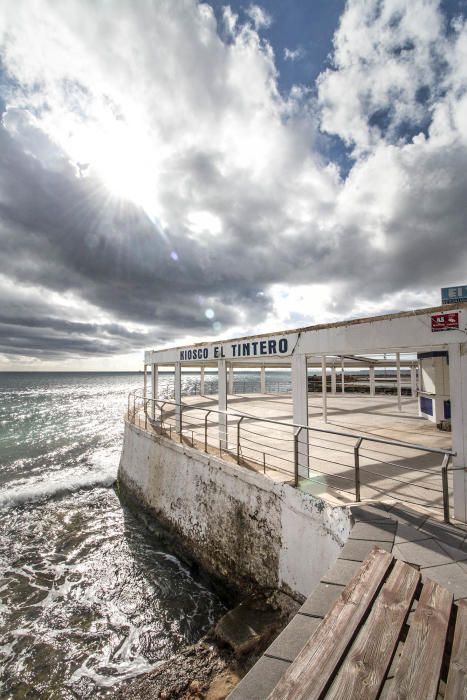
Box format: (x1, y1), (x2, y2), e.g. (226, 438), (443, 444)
(1, 0), (467, 364)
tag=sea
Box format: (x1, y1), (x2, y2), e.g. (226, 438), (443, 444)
(0, 371), (257, 699)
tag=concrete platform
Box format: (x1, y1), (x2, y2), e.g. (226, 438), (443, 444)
(174, 393), (453, 518)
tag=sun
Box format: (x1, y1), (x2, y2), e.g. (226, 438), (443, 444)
(71, 115), (157, 211)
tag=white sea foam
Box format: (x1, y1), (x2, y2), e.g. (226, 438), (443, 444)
(0, 467), (117, 510)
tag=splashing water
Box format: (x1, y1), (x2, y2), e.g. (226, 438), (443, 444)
(0, 373), (226, 698)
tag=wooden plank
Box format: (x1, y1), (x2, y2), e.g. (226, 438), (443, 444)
(387, 578), (452, 700)
(267, 547), (393, 700)
(326, 559), (420, 700)
(445, 600), (467, 700)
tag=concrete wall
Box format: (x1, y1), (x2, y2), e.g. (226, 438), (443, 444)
(119, 421), (351, 600)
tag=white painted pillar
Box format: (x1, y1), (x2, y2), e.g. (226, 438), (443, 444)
(292, 354), (309, 478)
(331, 366), (337, 395)
(143, 363), (147, 399)
(341, 358), (345, 395)
(369, 366), (376, 396)
(228, 362), (234, 394)
(260, 366), (266, 394)
(396, 352), (402, 411)
(448, 343), (467, 522)
(174, 362), (181, 433)
(200, 366), (205, 395)
(151, 364), (158, 418)
(218, 359), (228, 449)
(322, 355), (327, 423)
(410, 365), (417, 398)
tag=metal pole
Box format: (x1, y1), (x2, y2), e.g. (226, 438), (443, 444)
(322, 355), (327, 423)
(293, 427), (302, 487)
(179, 403), (183, 444)
(341, 357), (345, 394)
(237, 417), (244, 464)
(441, 454), (451, 523)
(204, 411), (211, 453)
(354, 437), (363, 502)
(396, 352), (402, 411)
(145, 398), (147, 430)
(127, 393), (130, 420)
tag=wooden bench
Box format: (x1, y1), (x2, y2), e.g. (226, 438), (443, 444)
(267, 547), (467, 700)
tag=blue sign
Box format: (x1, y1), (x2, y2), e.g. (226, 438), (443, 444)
(441, 285), (467, 304)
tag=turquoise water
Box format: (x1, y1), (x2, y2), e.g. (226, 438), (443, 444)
(0, 372), (228, 699)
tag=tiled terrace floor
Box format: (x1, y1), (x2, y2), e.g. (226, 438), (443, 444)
(174, 393), (454, 519)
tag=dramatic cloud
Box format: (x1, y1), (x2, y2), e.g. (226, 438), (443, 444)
(0, 0), (466, 368)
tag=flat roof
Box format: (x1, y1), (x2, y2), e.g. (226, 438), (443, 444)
(146, 302), (467, 359)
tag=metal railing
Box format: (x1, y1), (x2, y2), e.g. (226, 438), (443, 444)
(157, 377), (416, 399)
(127, 390), (458, 523)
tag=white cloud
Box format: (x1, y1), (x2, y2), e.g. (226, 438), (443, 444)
(284, 46), (305, 62)
(245, 4), (272, 30)
(0, 0), (467, 368)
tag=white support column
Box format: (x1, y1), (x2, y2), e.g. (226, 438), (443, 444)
(322, 355), (327, 423)
(228, 362), (234, 395)
(448, 343), (467, 522)
(260, 366), (266, 394)
(151, 364), (158, 418)
(410, 365), (417, 398)
(396, 352), (402, 411)
(218, 359), (228, 449)
(174, 362), (181, 433)
(292, 354), (309, 478)
(369, 366), (376, 396)
(143, 363), (147, 399)
(331, 366), (337, 395)
(200, 366), (205, 395)
(341, 357), (345, 395)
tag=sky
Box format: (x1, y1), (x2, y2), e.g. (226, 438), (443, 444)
(1, 0), (467, 371)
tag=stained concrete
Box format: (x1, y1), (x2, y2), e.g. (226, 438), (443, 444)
(119, 420), (350, 600)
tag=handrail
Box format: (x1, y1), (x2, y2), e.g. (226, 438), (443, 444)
(127, 389), (458, 522)
(130, 390), (455, 457)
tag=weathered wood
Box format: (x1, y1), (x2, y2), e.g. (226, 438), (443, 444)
(445, 600), (467, 700)
(326, 559), (420, 700)
(387, 578), (452, 700)
(267, 547), (393, 700)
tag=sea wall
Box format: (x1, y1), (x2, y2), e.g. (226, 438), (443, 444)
(118, 421), (351, 599)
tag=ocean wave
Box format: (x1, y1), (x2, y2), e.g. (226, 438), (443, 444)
(0, 468), (117, 510)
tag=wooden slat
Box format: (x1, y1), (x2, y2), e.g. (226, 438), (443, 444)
(387, 578), (452, 700)
(326, 559), (420, 700)
(267, 547), (393, 700)
(445, 600), (467, 700)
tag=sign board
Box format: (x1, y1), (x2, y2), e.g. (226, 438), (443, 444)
(178, 333), (299, 362)
(441, 285), (467, 304)
(431, 312), (459, 332)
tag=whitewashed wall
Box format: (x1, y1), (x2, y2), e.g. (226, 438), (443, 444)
(119, 422), (351, 599)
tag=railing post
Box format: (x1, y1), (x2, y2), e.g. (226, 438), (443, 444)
(127, 393), (130, 420)
(204, 411), (211, 453)
(293, 427), (302, 487)
(441, 454), (451, 523)
(160, 402), (165, 432)
(179, 403), (183, 444)
(145, 398), (148, 430)
(237, 417), (244, 464)
(354, 437), (363, 502)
